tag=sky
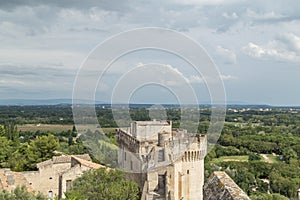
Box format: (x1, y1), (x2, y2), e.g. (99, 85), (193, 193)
(0, 0), (300, 105)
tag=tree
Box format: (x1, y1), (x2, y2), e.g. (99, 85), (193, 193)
(26, 134), (59, 169)
(250, 192), (289, 200)
(0, 185), (46, 200)
(8, 143), (30, 171)
(4, 122), (19, 143)
(0, 136), (13, 166)
(248, 153), (262, 161)
(0, 125), (5, 137)
(8, 135), (60, 171)
(72, 125), (77, 137)
(282, 148), (298, 164)
(65, 168), (140, 200)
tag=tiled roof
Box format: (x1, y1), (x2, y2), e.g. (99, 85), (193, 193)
(204, 171), (251, 200)
(71, 156), (104, 170)
(37, 154), (92, 168)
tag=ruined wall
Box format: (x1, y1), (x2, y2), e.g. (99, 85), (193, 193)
(0, 169), (34, 193)
(203, 171), (251, 200)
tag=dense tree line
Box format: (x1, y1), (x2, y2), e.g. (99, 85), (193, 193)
(218, 124), (300, 162)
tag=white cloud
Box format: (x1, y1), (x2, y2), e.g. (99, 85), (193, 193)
(145, 64), (190, 86)
(278, 33), (300, 52)
(242, 43), (265, 58)
(220, 74), (236, 81)
(0, 0), (300, 104)
(222, 12), (238, 19)
(242, 33), (300, 63)
(171, 0), (237, 6)
(216, 46), (237, 64)
(188, 74), (236, 84)
(246, 9), (286, 20)
(189, 75), (205, 83)
(0, 79), (26, 86)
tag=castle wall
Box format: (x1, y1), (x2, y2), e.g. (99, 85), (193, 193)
(117, 121), (207, 200)
(131, 121), (172, 141)
(172, 153), (204, 200)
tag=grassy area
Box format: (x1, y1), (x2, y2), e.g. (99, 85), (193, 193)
(212, 155), (249, 163)
(18, 124), (118, 134)
(102, 127), (118, 134)
(18, 124), (73, 132)
(261, 154), (281, 163)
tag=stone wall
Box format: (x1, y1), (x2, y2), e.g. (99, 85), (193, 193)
(203, 171), (251, 200)
(0, 154), (102, 199)
(131, 120), (172, 141)
(0, 168), (34, 194)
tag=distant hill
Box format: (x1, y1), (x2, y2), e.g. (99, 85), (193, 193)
(0, 99), (104, 105)
(0, 99), (298, 108)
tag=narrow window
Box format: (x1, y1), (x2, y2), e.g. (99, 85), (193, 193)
(158, 149), (165, 162)
(155, 174), (166, 196)
(66, 180), (72, 191)
(178, 172), (182, 198)
(48, 191), (53, 199)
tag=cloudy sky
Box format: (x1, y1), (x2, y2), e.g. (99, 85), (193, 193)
(0, 0), (300, 105)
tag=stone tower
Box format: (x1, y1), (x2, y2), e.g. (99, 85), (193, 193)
(117, 120), (206, 200)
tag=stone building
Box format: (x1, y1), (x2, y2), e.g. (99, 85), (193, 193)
(0, 168), (34, 193)
(117, 120), (207, 200)
(0, 154), (103, 199)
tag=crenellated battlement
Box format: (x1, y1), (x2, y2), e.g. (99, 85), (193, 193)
(182, 149), (206, 162)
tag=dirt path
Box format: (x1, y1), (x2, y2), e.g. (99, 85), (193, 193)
(261, 154), (272, 163)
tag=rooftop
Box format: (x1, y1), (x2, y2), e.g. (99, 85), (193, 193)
(204, 171), (251, 200)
